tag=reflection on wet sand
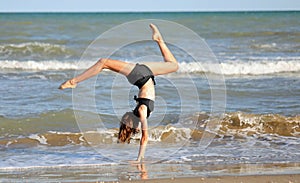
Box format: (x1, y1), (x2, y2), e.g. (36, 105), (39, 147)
(136, 163), (148, 180)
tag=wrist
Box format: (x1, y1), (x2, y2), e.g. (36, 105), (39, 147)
(137, 156), (144, 162)
(70, 78), (77, 85)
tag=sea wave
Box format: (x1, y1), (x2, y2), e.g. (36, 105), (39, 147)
(212, 31), (300, 39)
(1, 58), (300, 75)
(180, 58), (300, 75)
(1, 111), (299, 148)
(0, 60), (82, 71)
(0, 42), (73, 60)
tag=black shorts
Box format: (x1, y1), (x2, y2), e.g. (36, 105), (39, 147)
(126, 63), (156, 89)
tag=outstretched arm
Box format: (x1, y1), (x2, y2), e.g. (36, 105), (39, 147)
(136, 105), (149, 162)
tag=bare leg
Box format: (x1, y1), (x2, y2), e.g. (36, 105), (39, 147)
(143, 24), (179, 76)
(59, 24), (178, 89)
(59, 58), (134, 89)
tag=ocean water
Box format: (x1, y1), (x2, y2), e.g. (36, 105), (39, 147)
(0, 12), (300, 182)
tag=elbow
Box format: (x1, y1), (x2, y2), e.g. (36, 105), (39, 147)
(143, 135), (149, 143)
(141, 135), (149, 145)
(144, 135), (149, 142)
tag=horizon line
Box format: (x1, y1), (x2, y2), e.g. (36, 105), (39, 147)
(0, 10), (299, 13)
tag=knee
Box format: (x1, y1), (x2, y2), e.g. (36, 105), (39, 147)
(166, 59), (179, 72)
(96, 58), (108, 67)
(175, 62), (179, 71)
(98, 58), (108, 64)
(171, 62), (179, 72)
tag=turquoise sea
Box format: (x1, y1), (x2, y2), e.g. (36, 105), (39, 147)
(0, 12), (299, 182)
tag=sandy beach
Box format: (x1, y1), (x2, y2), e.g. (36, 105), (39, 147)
(120, 174), (300, 183)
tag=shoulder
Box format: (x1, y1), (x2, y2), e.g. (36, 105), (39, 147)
(138, 104), (148, 118)
(138, 104), (147, 113)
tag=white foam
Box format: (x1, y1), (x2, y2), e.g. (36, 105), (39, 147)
(219, 59), (300, 75)
(148, 126), (192, 142)
(0, 42), (68, 56)
(28, 134), (47, 145)
(178, 57), (300, 75)
(0, 60), (91, 71)
(0, 42), (65, 48)
(250, 43), (277, 49)
(0, 57), (300, 76)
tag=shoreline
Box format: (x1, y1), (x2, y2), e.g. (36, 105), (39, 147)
(1, 162), (299, 182)
(120, 174), (300, 183)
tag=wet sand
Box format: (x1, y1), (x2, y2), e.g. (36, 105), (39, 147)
(120, 174), (300, 183)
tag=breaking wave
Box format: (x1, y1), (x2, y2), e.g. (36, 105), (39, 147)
(1, 58), (300, 76)
(180, 57), (300, 75)
(0, 42), (73, 60)
(1, 111), (299, 148)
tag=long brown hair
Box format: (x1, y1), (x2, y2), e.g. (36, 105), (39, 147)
(118, 112), (140, 144)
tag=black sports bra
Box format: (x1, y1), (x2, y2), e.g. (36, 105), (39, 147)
(133, 96), (154, 118)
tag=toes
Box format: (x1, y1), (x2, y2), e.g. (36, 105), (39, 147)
(149, 23), (158, 32)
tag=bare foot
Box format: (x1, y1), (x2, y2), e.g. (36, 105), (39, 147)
(58, 79), (77, 90)
(149, 24), (164, 43)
